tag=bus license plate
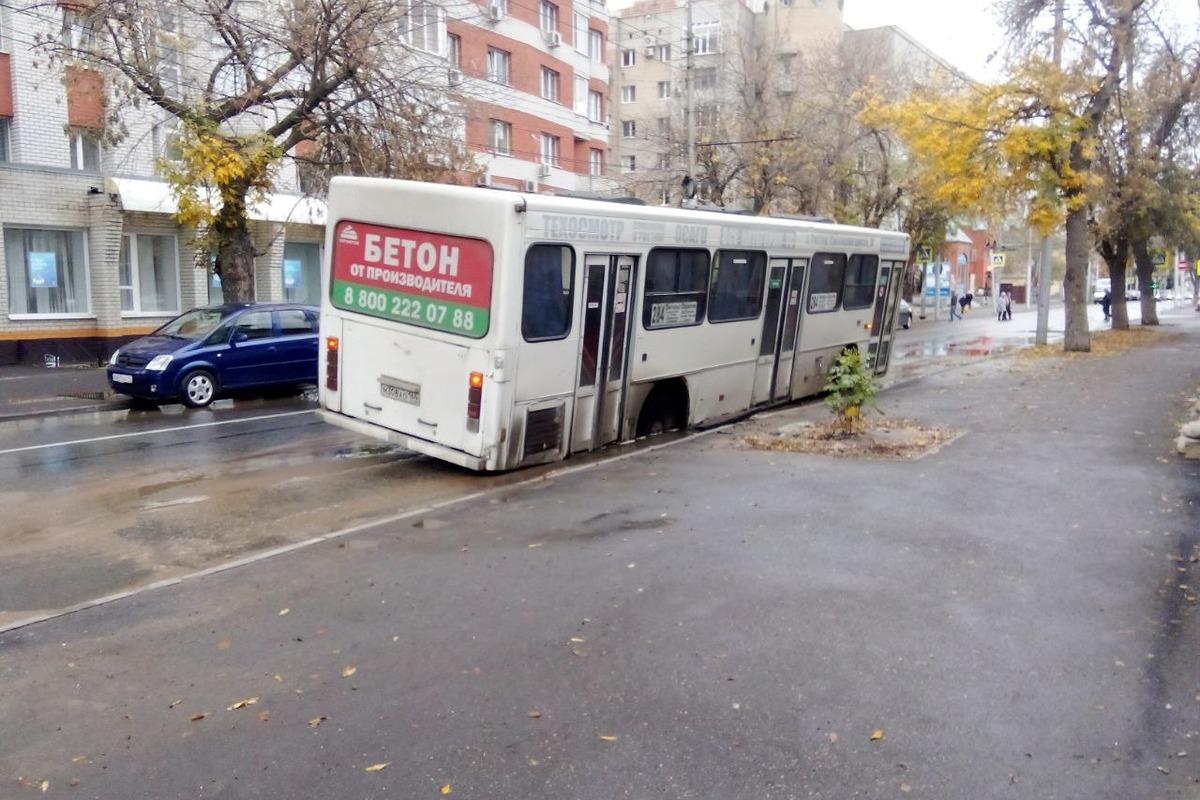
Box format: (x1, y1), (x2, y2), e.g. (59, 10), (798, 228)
(380, 379), (420, 406)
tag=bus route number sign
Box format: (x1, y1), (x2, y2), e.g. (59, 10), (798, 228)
(331, 221), (493, 338)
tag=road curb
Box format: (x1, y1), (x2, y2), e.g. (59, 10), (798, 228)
(0, 400), (130, 423)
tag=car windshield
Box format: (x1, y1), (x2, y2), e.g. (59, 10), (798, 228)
(155, 309), (227, 340)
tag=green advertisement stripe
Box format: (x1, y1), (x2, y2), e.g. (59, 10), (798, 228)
(332, 280), (489, 337)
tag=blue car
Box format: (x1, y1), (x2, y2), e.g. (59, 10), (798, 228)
(107, 303), (320, 408)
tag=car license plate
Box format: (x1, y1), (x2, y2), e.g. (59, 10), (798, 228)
(380, 378), (420, 405)
(112, 373), (133, 384)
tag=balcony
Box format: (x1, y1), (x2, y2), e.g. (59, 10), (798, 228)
(0, 52), (13, 118)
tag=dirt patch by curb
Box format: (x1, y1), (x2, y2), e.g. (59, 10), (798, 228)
(742, 417), (957, 460)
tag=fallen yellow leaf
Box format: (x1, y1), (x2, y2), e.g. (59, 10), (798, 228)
(598, 734), (618, 742)
(278, 608), (290, 616)
(900, 783), (911, 793)
(40, 780), (49, 793)
(870, 729), (885, 741)
(191, 713), (207, 721)
(308, 716), (327, 727)
(527, 710), (542, 719)
(227, 697), (259, 711)
(273, 674), (284, 682)
(441, 784), (452, 795)
(365, 762), (390, 772)
(527, 542), (543, 548)
(257, 710), (270, 723)
(569, 637), (586, 643)
(216, 639), (232, 651)
(341, 665), (357, 678)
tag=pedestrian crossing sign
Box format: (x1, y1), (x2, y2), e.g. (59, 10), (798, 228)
(991, 253), (1006, 268)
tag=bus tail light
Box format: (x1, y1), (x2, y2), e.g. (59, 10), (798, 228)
(467, 371), (483, 430)
(325, 337), (340, 391)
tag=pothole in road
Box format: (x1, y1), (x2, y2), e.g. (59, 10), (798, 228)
(334, 443), (418, 460)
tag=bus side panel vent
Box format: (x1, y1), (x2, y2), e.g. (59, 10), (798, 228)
(523, 405), (564, 457)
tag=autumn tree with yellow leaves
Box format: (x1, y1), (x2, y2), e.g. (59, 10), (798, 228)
(39, 0), (473, 301)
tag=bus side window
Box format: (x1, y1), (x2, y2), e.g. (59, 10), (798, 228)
(522, 244), (576, 341)
(807, 252), (846, 313)
(843, 254), (878, 310)
(642, 248), (710, 329)
(708, 250), (767, 322)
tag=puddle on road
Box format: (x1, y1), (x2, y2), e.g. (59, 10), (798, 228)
(335, 442), (419, 460)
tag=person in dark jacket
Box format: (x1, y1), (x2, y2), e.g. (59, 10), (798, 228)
(1101, 290), (1112, 322)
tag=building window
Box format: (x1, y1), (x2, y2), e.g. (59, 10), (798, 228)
(657, 152), (670, 169)
(282, 241), (322, 305)
(539, 134), (560, 166)
(159, 48), (181, 97)
(657, 117), (670, 135)
(651, 43), (671, 60)
(574, 11), (589, 53)
(807, 252), (846, 313)
(4, 228), (90, 315)
(152, 118), (183, 164)
(693, 22), (719, 55)
(574, 75), (588, 115)
(589, 29), (603, 62)
(539, 0), (558, 34)
(695, 68), (716, 90)
(621, 155), (635, 173)
(621, 48), (635, 67)
(588, 90), (603, 121)
(708, 250), (766, 322)
(657, 80), (671, 99)
(540, 67), (560, 102)
(119, 234), (180, 313)
(696, 105), (717, 129)
(621, 85), (636, 103)
(621, 120), (636, 138)
(491, 119), (511, 155)
(61, 9), (96, 51)
(69, 131), (101, 171)
(522, 244), (574, 341)
(842, 254), (879, 310)
(0, 118), (10, 163)
(487, 48), (510, 84)
(402, 0), (446, 55)
(589, 149), (603, 176)
(643, 248), (709, 329)
(447, 33), (461, 68)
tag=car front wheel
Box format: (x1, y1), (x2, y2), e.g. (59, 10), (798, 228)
(180, 370), (218, 409)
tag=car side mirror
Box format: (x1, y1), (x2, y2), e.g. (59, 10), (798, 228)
(231, 330), (249, 345)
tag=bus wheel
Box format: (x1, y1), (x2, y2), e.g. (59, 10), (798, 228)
(637, 379), (688, 437)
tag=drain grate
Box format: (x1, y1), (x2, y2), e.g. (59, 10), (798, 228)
(57, 391), (108, 401)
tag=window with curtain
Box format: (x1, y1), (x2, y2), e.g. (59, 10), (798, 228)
(5, 228), (90, 315)
(118, 234), (180, 313)
(282, 241), (322, 305)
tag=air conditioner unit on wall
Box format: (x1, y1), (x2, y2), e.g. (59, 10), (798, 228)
(523, 179), (538, 192)
(645, 46), (656, 58)
(476, 174), (493, 187)
(448, 68), (463, 86)
(485, 1), (503, 22)
(537, 163), (552, 177)
(542, 30), (561, 47)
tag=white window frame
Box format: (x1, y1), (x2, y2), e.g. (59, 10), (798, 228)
(487, 48), (510, 84)
(621, 85), (636, 103)
(69, 131), (102, 171)
(587, 90), (603, 122)
(693, 22), (719, 55)
(5, 226), (94, 319)
(447, 33), (461, 68)
(621, 155), (635, 173)
(621, 48), (635, 67)
(574, 11), (588, 54)
(621, 119), (636, 139)
(539, 133), (560, 167)
(540, 67), (559, 102)
(573, 75), (588, 115)
(402, 0), (447, 56)
(490, 119), (511, 155)
(0, 118), (10, 163)
(61, 9), (96, 52)
(657, 80), (670, 99)
(119, 233), (182, 316)
(539, 0), (558, 34)
(589, 149), (603, 176)
(589, 29), (603, 62)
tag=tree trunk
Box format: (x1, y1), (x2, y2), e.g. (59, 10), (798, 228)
(1131, 237), (1159, 325)
(1098, 236), (1130, 330)
(212, 180), (256, 303)
(1062, 204), (1091, 351)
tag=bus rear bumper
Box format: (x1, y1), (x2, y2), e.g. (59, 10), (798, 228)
(318, 410), (487, 471)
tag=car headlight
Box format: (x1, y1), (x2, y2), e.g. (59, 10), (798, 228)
(108, 350), (120, 366)
(146, 354), (174, 371)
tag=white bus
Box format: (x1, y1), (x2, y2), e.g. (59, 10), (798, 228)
(318, 179), (910, 471)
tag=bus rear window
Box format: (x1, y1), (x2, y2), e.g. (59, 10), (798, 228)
(329, 220), (493, 338)
(522, 244), (575, 341)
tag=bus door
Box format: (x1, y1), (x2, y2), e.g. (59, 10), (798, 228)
(752, 258), (807, 405)
(869, 261), (904, 375)
(571, 254), (637, 453)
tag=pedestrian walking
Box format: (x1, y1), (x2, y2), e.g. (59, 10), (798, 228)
(1101, 290), (1112, 322)
(1003, 292), (1013, 321)
(949, 287), (962, 320)
(959, 294), (970, 315)
(997, 291), (1006, 321)
(965, 291), (974, 310)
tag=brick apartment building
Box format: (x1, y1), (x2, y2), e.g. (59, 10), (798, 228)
(0, 0), (614, 365)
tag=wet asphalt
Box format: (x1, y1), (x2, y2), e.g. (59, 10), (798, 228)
(0, 307), (1196, 798)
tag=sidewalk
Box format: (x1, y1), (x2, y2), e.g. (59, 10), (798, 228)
(0, 364), (128, 420)
(1, 309), (1196, 796)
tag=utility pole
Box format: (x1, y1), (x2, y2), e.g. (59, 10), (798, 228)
(685, 0), (696, 189)
(1035, 0), (1065, 344)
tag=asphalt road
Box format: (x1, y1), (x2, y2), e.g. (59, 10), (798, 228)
(0, 311), (1196, 798)
(0, 302), (1161, 629)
